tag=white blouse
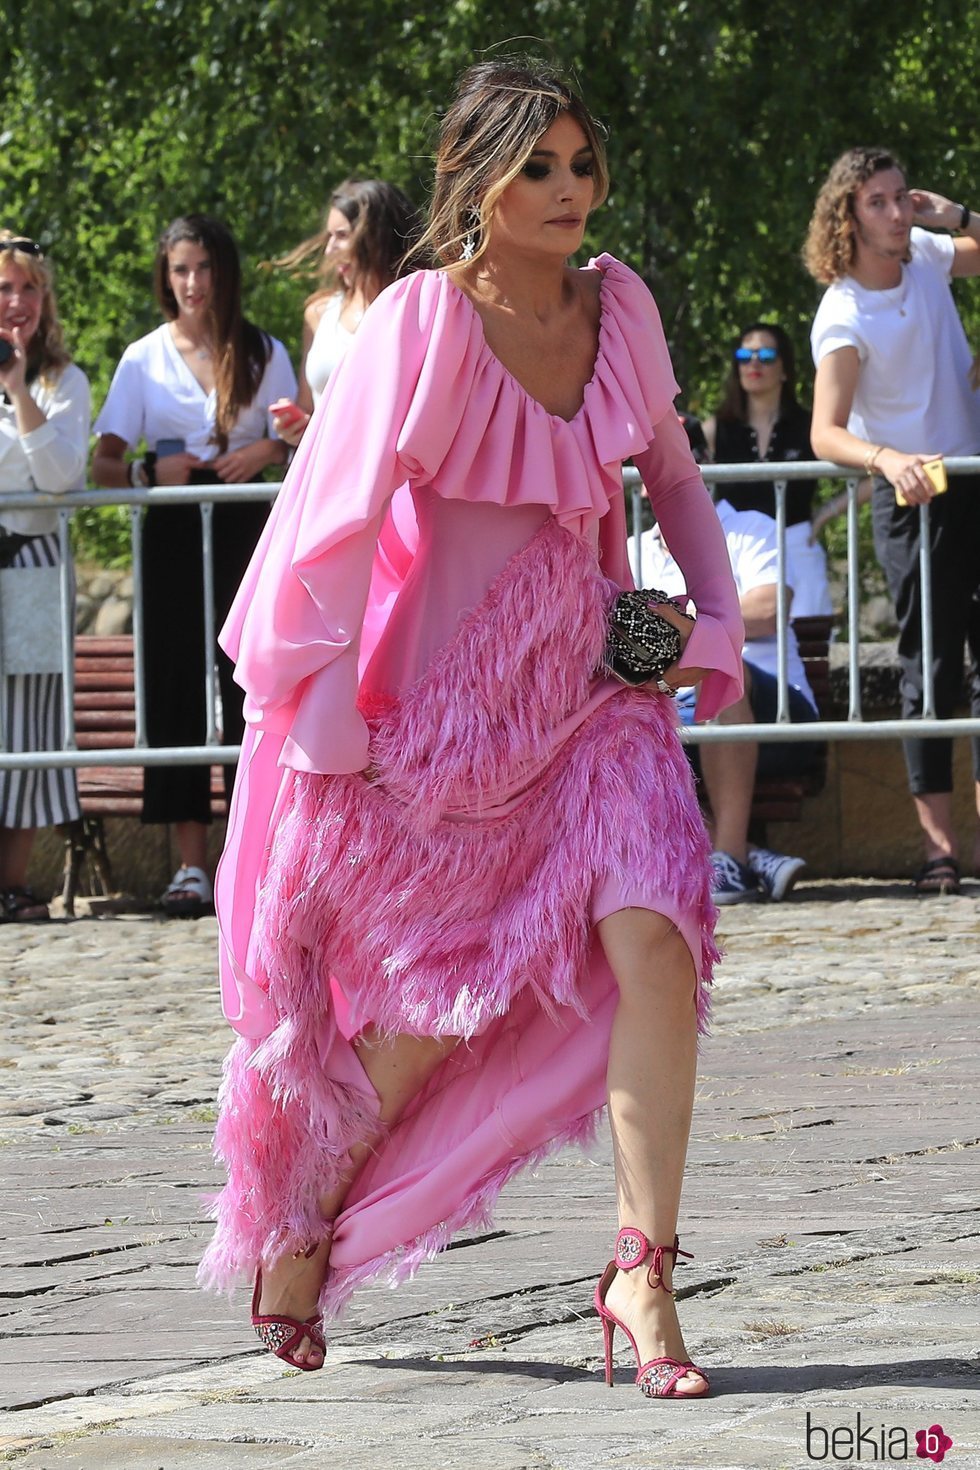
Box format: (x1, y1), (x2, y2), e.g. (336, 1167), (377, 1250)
(0, 363), (92, 536)
(94, 325), (297, 460)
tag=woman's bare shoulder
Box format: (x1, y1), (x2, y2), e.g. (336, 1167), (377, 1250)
(303, 293), (336, 332)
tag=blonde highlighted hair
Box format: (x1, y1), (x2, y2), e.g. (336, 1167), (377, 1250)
(0, 230), (71, 384)
(803, 146), (907, 285)
(417, 58), (609, 271)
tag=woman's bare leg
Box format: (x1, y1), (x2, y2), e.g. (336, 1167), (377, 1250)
(597, 907), (707, 1396)
(257, 1027), (458, 1365)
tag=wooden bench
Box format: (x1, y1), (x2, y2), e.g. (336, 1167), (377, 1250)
(748, 613), (835, 830)
(59, 635), (227, 914)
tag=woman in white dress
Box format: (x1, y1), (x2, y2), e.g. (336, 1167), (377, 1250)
(91, 215), (296, 916)
(269, 180), (422, 444)
(0, 231), (89, 921)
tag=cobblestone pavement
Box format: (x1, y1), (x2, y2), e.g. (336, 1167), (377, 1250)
(1, 879), (978, 1469)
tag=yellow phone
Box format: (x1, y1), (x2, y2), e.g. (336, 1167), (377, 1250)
(896, 457), (947, 505)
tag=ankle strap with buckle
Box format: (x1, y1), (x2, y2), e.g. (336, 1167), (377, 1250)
(614, 1227), (693, 1293)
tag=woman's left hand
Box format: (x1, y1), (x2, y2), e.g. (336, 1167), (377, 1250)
(655, 602), (709, 689)
(211, 439), (278, 484)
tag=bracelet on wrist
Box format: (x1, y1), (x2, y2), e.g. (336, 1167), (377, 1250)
(863, 444), (883, 476)
(958, 203), (971, 232)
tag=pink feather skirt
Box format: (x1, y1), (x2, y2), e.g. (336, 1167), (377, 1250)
(199, 520), (717, 1316)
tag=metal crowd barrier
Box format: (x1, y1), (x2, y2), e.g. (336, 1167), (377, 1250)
(629, 457), (980, 746)
(0, 460), (977, 772)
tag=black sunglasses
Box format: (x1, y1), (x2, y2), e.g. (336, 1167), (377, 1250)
(734, 346), (778, 364)
(0, 238), (44, 259)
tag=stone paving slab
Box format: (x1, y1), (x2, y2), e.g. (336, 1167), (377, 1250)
(0, 883), (978, 1468)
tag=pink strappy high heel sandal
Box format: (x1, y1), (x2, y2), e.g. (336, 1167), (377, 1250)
(594, 1226), (710, 1398)
(251, 1239), (329, 1372)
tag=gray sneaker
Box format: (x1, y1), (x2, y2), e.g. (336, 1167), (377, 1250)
(709, 851), (761, 905)
(747, 846), (806, 902)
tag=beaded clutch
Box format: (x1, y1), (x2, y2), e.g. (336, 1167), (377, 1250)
(603, 589), (695, 690)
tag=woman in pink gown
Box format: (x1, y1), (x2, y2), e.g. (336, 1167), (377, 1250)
(199, 60), (742, 1400)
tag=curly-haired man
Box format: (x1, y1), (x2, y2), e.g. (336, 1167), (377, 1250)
(806, 147), (980, 893)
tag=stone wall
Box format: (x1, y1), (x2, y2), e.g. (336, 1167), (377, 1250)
(75, 563), (134, 637)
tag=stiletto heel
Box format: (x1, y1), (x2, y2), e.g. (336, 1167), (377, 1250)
(250, 1232), (331, 1371)
(598, 1270), (617, 1387)
(593, 1226), (710, 1398)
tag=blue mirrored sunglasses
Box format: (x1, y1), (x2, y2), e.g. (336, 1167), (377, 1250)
(734, 346), (778, 363)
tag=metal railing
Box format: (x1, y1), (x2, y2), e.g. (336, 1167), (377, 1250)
(0, 459), (977, 772)
(628, 457), (980, 746)
(0, 484), (271, 771)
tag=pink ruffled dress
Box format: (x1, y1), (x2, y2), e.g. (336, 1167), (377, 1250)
(198, 255), (743, 1317)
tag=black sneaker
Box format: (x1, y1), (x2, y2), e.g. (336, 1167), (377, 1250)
(709, 851), (761, 906)
(747, 847), (806, 902)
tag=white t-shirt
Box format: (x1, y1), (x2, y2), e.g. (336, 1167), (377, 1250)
(0, 363), (91, 535)
(94, 324), (297, 459)
(305, 294), (357, 405)
(810, 228), (980, 455)
(628, 498), (816, 708)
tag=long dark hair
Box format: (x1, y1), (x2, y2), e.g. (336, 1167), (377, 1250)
(274, 179), (423, 305)
(715, 322), (801, 424)
(153, 214), (271, 453)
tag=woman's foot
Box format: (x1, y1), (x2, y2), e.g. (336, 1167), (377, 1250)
(912, 854), (961, 895)
(256, 1239), (331, 1368)
(0, 885), (50, 922)
(160, 865), (213, 918)
(602, 1263), (708, 1397)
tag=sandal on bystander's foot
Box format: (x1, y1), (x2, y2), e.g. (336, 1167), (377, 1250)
(912, 856), (960, 896)
(160, 865), (213, 918)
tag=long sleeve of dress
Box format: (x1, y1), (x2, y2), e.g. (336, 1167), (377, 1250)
(222, 272), (465, 774)
(632, 410), (743, 719)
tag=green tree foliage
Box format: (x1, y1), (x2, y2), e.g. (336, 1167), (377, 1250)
(3, 0), (979, 560)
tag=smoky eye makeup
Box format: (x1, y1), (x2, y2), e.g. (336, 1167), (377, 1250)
(522, 151), (595, 180)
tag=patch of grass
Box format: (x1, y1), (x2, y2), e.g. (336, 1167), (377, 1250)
(187, 1103), (219, 1123)
(842, 1057), (945, 1077)
(916, 1271), (980, 1285)
(742, 1319), (799, 1339)
(66, 1122), (96, 1135)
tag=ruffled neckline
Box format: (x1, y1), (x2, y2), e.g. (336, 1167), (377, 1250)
(443, 255), (623, 428)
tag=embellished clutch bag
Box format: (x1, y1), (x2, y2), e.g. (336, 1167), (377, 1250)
(603, 589), (695, 692)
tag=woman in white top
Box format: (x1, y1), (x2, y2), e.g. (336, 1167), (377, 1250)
(0, 232), (88, 921)
(269, 180), (422, 444)
(92, 215), (296, 916)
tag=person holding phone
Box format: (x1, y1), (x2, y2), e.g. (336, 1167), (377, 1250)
(268, 179), (422, 445)
(807, 147), (980, 893)
(0, 231), (89, 921)
(91, 215), (296, 916)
